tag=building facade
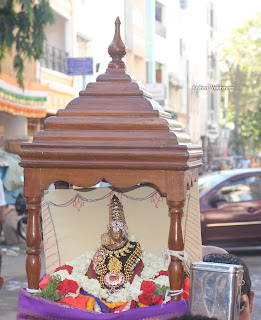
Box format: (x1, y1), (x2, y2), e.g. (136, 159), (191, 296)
(0, 0), (76, 153)
(145, 0), (221, 163)
(0, 0), (221, 162)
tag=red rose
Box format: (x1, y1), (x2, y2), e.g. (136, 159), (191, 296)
(152, 295), (162, 305)
(55, 265), (73, 275)
(140, 281), (155, 294)
(138, 292), (152, 306)
(57, 279), (79, 295)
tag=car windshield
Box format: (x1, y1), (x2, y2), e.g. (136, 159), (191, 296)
(198, 172), (230, 196)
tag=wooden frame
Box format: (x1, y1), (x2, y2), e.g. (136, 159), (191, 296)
(20, 18), (202, 301)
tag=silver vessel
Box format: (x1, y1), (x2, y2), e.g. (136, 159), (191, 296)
(189, 262), (243, 320)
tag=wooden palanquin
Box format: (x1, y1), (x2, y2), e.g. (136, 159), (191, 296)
(19, 18), (202, 301)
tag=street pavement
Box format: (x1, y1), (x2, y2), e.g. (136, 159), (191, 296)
(0, 241), (260, 319)
(0, 241), (46, 320)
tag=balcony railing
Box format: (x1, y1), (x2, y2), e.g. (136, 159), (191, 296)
(42, 43), (68, 74)
(155, 20), (166, 38)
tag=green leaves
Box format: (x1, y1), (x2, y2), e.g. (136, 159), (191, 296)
(34, 274), (63, 302)
(154, 283), (169, 297)
(0, 0), (54, 87)
(220, 13), (261, 154)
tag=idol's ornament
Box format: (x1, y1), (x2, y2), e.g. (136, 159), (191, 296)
(86, 195), (144, 292)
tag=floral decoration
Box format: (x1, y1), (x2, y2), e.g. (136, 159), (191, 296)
(36, 247), (189, 313)
(57, 279), (79, 295)
(140, 281), (155, 295)
(54, 265), (73, 275)
(138, 280), (166, 306)
(138, 292), (152, 305)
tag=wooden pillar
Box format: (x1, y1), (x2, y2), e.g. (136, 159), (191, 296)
(26, 196), (42, 290)
(168, 200), (185, 301)
(23, 168), (41, 290)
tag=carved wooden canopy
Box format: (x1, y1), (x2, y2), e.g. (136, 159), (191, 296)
(20, 18), (202, 185)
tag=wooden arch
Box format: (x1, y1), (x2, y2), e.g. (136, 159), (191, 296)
(20, 18), (202, 301)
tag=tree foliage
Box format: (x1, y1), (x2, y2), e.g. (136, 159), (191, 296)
(0, 0), (54, 87)
(221, 13), (261, 154)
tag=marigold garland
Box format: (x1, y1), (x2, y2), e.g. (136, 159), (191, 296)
(137, 301), (149, 308)
(114, 301), (129, 312)
(86, 297), (95, 311)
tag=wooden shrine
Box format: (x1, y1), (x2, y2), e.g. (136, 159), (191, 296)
(19, 18), (202, 301)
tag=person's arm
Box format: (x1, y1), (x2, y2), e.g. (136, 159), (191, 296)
(0, 178), (6, 225)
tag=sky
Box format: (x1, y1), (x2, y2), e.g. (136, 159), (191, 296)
(215, 0), (261, 33)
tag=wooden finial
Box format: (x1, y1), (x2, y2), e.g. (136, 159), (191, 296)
(108, 17), (126, 69)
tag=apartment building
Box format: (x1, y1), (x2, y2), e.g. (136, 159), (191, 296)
(145, 0), (220, 162)
(0, 0), (76, 153)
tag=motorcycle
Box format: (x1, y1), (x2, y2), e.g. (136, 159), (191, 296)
(15, 193), (28, 241)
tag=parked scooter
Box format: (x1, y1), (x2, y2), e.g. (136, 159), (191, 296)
(14, 194), (43, 241)
(15, 193), (28, 241)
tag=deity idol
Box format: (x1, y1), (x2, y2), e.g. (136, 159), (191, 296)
(86, 195), (144, 292)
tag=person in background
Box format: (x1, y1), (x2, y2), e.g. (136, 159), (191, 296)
(221, 161), (228, 170)
(240, 156), (251, 169)
(0, 178), (5, 290)
(0, 177), (6, 228)
(203, 253), (254, 320)
(248, 157), (260, 168)
(0, 251), (3, 290)
(202, 245), (228, 256)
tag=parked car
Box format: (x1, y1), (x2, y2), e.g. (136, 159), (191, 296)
(211, 157), (235, 171)
(199, 168), (261, 247)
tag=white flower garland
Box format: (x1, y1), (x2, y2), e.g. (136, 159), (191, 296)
(53, 244), (169, 303)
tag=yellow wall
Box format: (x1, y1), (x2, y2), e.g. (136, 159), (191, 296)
(46, 89), (75, 114)
(41, 69), (74, 88)
(1, 47), (37, 84)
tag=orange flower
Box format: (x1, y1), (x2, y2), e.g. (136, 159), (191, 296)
(39, 274), (51, 290)
(58, 296), (89, 309)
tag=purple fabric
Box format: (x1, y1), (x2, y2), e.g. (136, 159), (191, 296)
(17, 288), (189, 320)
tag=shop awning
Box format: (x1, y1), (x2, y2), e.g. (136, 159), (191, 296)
(0, 73), (48, 118)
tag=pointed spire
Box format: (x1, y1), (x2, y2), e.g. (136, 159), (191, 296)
(108, 17), (126, 69)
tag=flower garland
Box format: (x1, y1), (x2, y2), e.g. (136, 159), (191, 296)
(37, 245), (189, 313)
(48, 246), (168, 302)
